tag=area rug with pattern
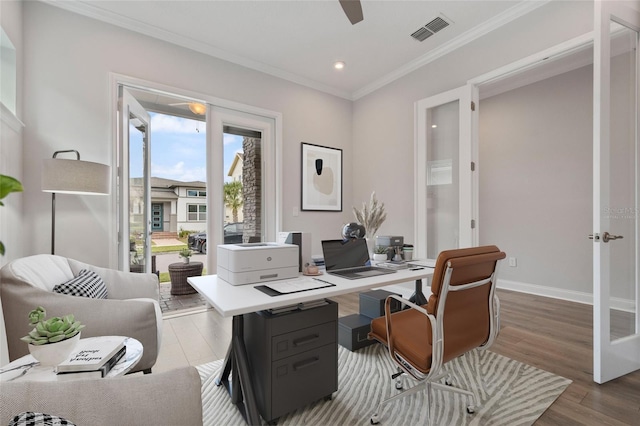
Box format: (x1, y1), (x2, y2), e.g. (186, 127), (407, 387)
(197, 343), (571, 425)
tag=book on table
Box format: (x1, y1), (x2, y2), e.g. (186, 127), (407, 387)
(56, 336), (127, 376)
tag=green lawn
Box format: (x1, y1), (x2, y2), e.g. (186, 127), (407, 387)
(151, 244), (187, 254)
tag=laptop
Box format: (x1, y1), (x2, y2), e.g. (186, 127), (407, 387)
(321, 239), (397, 280)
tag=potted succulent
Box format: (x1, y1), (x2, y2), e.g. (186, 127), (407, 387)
(20, 306), (84, 366)
(179, 248), (193, 264)
(373, 246), (389, 262)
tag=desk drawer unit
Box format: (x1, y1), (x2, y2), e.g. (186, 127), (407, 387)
(244, 300), (338, 423)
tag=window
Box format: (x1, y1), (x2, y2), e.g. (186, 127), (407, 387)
(187, 204), (206, 221)
(1, 27), (16, 114)
(187, 189), (206, 197)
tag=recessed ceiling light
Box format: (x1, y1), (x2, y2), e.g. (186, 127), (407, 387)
(334, 61), (345, 70)
(431, 124), (438, 128)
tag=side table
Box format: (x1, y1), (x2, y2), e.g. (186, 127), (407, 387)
(0, 336), (143, 382)
(168, 261), (203, 295)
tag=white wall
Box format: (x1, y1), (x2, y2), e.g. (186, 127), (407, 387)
(351, 1), (594, 293)
(22, 1), (353, 265)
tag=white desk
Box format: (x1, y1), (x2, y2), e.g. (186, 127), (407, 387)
(188, 267), (434, 425)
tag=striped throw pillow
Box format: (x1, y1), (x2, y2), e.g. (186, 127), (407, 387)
(52, 269), (108, 299)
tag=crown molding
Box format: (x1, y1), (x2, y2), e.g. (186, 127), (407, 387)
(42, 0), (549, 102)
(41, 0), (353, 100)
(351, 0), (551, 100)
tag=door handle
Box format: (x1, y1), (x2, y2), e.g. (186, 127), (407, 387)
(589, 232), (623, 243)
(602, 232), (623, 243)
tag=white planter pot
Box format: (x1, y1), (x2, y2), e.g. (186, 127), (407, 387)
(372, 253), (388, 262)
(28, 332), (81, 366)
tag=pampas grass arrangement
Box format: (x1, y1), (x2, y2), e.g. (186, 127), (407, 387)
(353, 191), (387, 239)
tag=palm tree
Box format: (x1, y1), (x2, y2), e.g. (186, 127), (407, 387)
(224, 181), (243, 223)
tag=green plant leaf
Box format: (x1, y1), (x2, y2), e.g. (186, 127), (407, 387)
(0, 175), (23, 200)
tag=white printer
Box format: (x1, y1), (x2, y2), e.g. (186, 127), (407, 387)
(217, 242), (299, 285)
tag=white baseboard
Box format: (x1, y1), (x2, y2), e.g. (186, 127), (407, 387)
(497, 279), (636, 313)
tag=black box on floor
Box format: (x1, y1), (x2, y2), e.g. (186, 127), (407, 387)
(338, 314), (375, 351)
(359, 289), (402, 319)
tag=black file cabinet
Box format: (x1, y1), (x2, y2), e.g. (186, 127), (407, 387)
(243, 300), (338, 423)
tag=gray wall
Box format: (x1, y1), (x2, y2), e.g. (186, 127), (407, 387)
(351, 0), (594, 246)
(351, 1), (595, 298)
(479, 64), (593, 296)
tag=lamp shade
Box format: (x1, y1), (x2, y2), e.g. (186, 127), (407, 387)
(42, 158), (110, 195)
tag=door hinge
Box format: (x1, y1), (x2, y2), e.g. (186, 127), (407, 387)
(471, 161), (475, 171)
(471, 101), (476, 111)
(471, 219), (476, 229)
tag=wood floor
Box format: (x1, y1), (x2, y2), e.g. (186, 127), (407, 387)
(155, 289), (640, 425)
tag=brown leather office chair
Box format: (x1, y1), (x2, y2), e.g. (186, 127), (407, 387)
(368, 245), (506, 424)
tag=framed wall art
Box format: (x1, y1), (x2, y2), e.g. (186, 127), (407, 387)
(301, 142), (342, 211)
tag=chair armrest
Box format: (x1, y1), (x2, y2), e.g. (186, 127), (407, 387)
(0, 367), (203, 426)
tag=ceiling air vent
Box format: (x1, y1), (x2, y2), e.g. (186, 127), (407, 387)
(411, 15), (451, 42)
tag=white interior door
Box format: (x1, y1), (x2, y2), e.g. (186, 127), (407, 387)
(118, 87), (152, 272)
(593, 0), (640, 384)
(415, 85), (478, 260)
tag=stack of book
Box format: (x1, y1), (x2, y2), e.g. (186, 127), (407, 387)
(56, 336), (127, 378)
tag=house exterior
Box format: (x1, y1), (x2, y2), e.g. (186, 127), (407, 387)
(131, 177), (208, 234)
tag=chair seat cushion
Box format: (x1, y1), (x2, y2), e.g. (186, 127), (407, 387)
(369, 308), (433, 373)
(52, 269), (108, 299)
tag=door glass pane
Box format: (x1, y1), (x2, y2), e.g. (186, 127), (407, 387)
(608, 23), (638, 340)
(129, 119), (148, 273)
(426, 100), (459, 258)
(223, 128), (262, 243)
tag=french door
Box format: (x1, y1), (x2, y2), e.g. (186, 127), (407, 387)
(118, 88), (152, 273)
(415, 85), (478, 260)
(593, 0), (640, 383)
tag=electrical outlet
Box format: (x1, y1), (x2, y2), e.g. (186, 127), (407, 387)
(292, 206), (299, 217)
(508, 257), (517, 267)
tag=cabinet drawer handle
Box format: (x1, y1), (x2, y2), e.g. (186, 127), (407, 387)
(293, 334), (320, 347)
(293, 357), (320, 371)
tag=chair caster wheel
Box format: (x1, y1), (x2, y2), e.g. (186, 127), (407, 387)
(467, 406), (475, 414)
(370, 414), (380, 424)
(445, 379), (452, 386)
(395, 382), (403, 390)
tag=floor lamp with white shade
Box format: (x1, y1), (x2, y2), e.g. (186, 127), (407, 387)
(41, 150), (110, 255)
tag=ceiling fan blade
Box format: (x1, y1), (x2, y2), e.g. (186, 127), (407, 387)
(339, 0), (363, 25)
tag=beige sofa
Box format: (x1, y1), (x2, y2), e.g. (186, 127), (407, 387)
(0, 366), (203, 425)
(0, 254), (162, 374)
